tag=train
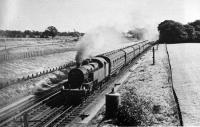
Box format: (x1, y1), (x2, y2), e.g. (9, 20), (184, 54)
(62, 40), (154, 104)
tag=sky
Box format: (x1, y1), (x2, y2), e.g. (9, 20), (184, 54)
(0, 0), (200, 32)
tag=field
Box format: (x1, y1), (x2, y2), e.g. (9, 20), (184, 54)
(0, 38), (77, 86)
(0, 51), (76, 84)
(0, 38), (77, 61)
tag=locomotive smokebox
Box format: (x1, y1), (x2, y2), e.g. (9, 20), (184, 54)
(67, 67), (89, 89)
(68, 68), (84, 89)
(105, 89), (121, 118)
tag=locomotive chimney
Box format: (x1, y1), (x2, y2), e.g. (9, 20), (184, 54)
(82, 59), (90, 65)
(76, 62), (81, 67)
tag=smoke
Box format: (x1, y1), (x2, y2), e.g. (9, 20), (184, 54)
(75, 0), (165, 64)
(126, 25), (158, 41)
(127, 28), (147, 40)
(129, 27), (158, 41)
(142, 25), (159, 41)
(124, 6), (160, 41)
(75, 26), (134, 63)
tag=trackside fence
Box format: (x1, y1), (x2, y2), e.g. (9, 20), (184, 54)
(0, 61), (76, 89)
(0, 47), (76, 62)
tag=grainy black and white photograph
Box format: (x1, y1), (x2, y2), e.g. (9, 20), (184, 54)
(0, 0), (200, 126)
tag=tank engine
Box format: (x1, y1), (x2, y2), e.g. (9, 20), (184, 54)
(66, 57), (109, 90)
(62, 57), (109, 104)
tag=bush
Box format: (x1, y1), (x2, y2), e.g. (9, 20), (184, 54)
(116, 87), (152, 126)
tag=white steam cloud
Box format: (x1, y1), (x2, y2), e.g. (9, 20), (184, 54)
(75, 26), (136, 63)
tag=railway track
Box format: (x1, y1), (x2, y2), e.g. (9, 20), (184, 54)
(22, 93), (72, 127)
(54, 44), (153, 127)
(0, 79), (68, 127)
(0, 79), (109, 127)
(0, 41), (154, 127)
(42, 77), (113, 127)
(0, 58), (130, 127)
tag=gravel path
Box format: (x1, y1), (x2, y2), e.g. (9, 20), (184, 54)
(167, 43), (200, 126)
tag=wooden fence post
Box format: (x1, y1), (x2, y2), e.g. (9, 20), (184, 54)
(152, 47), (155, 65)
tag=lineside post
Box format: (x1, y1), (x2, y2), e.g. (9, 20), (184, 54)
(152, 47), (155, 65)
(23, 113), (29, 127)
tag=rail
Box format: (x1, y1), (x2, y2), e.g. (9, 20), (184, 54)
(0, 79), (68, 127)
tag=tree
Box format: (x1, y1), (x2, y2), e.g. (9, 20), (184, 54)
(158, 20), (188, 43)
(41, 30), (49, 38)
(24, 30), (33, 38)
(5, 30), (24, 38)
(184, 24), (196, 41)
(189, 20), (200, 31)
(44, 26), (58, 38)
(0, 30), (6, 37)
(195, 31), (200, 41)
(32, 31), (41, 38)
(188, 20), (200, 42)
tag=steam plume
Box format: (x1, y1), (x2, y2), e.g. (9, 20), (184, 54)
(75, 26), (135, 64)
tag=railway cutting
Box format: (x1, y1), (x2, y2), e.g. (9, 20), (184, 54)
(0, 40), (154, 127)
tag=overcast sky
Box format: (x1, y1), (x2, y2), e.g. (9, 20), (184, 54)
(0, 0), (200, 32)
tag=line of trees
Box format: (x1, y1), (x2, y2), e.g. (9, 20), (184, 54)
(0, 26), (84, 38)
(158, 20), (200, 43)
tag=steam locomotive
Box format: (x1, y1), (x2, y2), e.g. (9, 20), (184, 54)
(62, 40), (154, 104)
